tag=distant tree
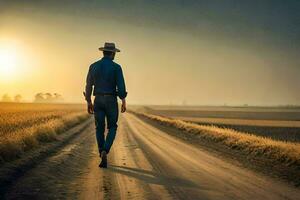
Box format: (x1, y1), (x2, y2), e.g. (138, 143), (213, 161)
(53, 93), (64, 102)
(14, 94), (22, 102)
(2, 94), (12, 102)
(34, 92), (64, 103)
(34, 93), (45, 102)
(44, 93), (53, 101)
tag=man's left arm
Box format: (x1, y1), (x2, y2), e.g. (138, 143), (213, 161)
(116, 65), (127, 113)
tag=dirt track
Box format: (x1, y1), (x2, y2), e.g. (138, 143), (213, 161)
(3, 113), (300, 200)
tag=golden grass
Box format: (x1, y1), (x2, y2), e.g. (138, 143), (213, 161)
(177, 117), (300, 128)
(131, 111), (300, 167)
(0, 103), (90, 162)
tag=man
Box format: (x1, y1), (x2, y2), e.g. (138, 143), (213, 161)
(85, 42), (127, 168)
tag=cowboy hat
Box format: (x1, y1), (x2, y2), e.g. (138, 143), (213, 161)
(99, 42), (120, 52)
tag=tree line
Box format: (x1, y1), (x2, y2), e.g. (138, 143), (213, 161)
(1, 93), (64, 103)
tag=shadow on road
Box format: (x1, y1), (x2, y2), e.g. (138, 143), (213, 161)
(107, 165), (197, 188)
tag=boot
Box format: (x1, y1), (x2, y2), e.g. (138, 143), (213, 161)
(99, 150), (107, 168)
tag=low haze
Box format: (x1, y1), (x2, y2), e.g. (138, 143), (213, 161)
(0, 0), (299, 105)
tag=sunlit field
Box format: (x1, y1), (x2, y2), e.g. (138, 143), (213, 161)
(143, 106), (300, 142)
(131, 110), (300, 168)
(0, 103), (90, 162)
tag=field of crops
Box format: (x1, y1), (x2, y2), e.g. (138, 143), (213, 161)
(0, 103), (90, 162)
(143, 106), (300, 142)
(131, 110), (300, 170)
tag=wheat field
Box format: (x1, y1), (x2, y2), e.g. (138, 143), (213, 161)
(143, 106), (300, 142)
(0, 103), (90, 162)
(131, 111), (300, 168)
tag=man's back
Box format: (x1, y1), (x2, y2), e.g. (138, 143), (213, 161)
(85, 57), (127, 102)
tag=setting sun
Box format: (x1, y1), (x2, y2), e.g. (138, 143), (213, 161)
(0, 47), (17, 79)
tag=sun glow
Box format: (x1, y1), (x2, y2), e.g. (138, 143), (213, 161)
(0, 47), (18, 80)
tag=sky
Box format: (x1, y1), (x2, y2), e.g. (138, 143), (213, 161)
(0, 0), (299, 105)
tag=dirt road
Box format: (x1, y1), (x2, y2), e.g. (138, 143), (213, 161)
(3, 113), (300, 200)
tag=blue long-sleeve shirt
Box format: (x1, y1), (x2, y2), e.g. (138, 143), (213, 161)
(85, 57), (127, 102)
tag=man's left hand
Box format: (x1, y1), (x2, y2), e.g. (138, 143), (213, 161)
(121, 99), (126, 113)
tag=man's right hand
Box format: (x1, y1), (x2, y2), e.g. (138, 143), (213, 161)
(87, 102), (94, 114)
(121, 99), (126, 113)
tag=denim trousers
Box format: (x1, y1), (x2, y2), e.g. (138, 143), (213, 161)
(93, 95), (119, 154)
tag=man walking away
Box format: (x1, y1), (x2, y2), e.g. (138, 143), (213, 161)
(85, 42), (127, 168)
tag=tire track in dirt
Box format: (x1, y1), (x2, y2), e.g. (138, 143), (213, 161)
(2, 119), (95, 199)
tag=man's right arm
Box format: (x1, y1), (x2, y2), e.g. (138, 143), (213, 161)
(85, 65), (94, 103)
(85, 65), (94, 114)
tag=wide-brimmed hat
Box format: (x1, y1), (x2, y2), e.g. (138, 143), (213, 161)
(99, 42), (120, 52)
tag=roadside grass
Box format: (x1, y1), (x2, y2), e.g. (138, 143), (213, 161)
(177, 117), (300, 128)
(176, 117), (300, 143)
(0, 103), (90, 162)
(131, 111), (300, 168)
(144, 107), (300, 142)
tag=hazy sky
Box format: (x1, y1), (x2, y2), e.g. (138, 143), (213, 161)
(0, 0), (299, 105)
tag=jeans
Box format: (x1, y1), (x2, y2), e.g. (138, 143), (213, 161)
(93, 95), (119, 155)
